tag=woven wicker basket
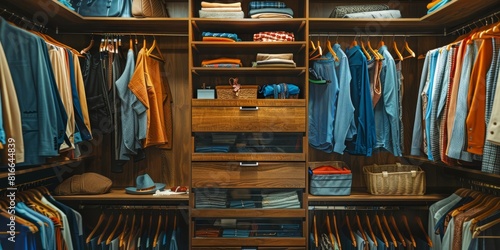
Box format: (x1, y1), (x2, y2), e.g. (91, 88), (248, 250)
(363, 163), (426, 195)
(216, 85), (258, 99)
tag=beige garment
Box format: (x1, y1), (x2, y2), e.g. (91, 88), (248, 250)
(486, 66), (500, 145)
(0, 42), (24, 163)
(200, 7), (242, 11)
(73, 54), (92, 136)
(48, 44), (75, 150)
(201, 1), (241, 8)
(256, 53), (293, 61)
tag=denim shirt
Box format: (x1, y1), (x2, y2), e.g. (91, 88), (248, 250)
(429, 48), (449, 161)
(447, 42), (477, 161)
(411, 51), (431, 156)
(333, 43), (356, 154)
(345, 45), (376, 156)
(374, 45), (402, 156)
(308, 52), (339, 153)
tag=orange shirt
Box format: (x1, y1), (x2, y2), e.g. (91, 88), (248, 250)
(466, 38), (493, 155)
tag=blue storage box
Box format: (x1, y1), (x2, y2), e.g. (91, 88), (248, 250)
(309, 161), (352, 196)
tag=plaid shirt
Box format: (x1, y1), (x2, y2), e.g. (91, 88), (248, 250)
(253, 31), (294, 42)
(249, 1), (286, 9)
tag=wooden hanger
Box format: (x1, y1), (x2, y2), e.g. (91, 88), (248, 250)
(382, 214), (397, 247)
(402, 37), (416, 60)
(473, 217), (500, 238)
(451, 192), (487, 217)
(147, 36), (166, 63)
(87, 211), (107, 243)
(80, 36), (94, 55)
(469, 198), (500, 230)
(120, 212), (135, 247)
(389, 215), (406, 247)
(374, 214), (389, 248)
(401, 215), (416, 248)
(360, 38), (372, 61)
(393, 38), (403, 61)
(345, 214), (357, 247)
(326, 213), (336, 248)
(153, 211), (165, 247)
(97, 213), (115, 245)
(310, 39), (324, 60)
(332, 212), (342, 250)
(355, 213), (368, 244)
(378, 36), (385, 49)
(1, 211), (39, 233)
(350, 36), (358, 49)
(106, 211), (124, 245)
(313, 212), (319, 247)
(367, 38), (383, 60)
(365, 214), (377, 247)
(415, 215), (432, 248)
(326, 39), (339, 62)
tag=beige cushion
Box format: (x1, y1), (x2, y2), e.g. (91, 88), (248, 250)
(54, 172), (112, 195)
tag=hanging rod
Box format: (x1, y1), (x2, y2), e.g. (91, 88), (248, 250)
(308, 33), (445, 37)
(55, 31), (188, 37)
(0, 8), (49, 33)
(308, 205), (429, 211)
(447, 10), (500, 36)
(78, 204), (190, 210)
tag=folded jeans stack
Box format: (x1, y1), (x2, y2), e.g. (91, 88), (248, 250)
(228, 200), (256, 208)
(248, 1), (294, 19)
(196, 189), (228, 208)
(255, 53), (296, 68)
(261, 190), (301, 208)
(199, 1), (244, 19)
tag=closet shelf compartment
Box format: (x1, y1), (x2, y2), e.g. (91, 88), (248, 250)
(192, 99), (306, 107)
(191, 19), (306, 34)
(308, 18), (438, 34)
(191, 42), (306, 54)
(191, 238), (306, 247)
(308, 192), (445, 203)
(192, 67), (306, 76)
(191, 209), (306, 218)
(192, 152), (306, 162)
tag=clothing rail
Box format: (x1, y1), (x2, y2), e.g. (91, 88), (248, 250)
(55, 31), (189, 37)
(308, 33), (445, 37)
(78, 204), (190, 210)
(0, 8), (49, 33)
(308, 205), (429, 211)
(458, 178), (500, 196)
(446, 10), (500, 36)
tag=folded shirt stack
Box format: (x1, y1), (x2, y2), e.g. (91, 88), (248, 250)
(228, 200), (256, 208)
(254, 53), (296, 68)
(261, 190), (301, 209)
(202, 32), (242, 42)
(222, 229), (251, 237)
(329, 4), (401, 19)
(199, 1), (244, 19)
(248, 1), (294, 19)
(427, 0), (451, 14)
(196, 189), (228, 208)
(201, 57), (242, 68)
(253, 31), (295, 42)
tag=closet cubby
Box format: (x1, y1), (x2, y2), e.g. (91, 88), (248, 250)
(2, 0), (500, 249)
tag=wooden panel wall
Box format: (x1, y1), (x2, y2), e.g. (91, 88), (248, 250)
(55, 34), (191, 188)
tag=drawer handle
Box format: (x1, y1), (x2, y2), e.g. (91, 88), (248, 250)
(240, 106), (259, 111)
(239, 162), (259, 167)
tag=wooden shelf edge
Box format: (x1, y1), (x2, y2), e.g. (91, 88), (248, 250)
(53, 189), (189, 201)
(308, 192), (446, 203)
(191, 208), (306, 218)
(0, 155), (93, 179)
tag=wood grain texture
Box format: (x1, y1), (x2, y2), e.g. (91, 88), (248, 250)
(191, 162), (305, 188)
(191, 238), (306, 247)
(191, 209), (306, 218)
(192, 106), (306, 132)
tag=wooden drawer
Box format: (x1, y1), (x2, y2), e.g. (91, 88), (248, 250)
(192, 248), (305, 250)
(192, 106), (305, 132)
(191, 162), (306, 188)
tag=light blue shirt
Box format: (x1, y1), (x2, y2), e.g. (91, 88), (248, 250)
(308, 53), (339, 153)
(423, 49), (439, 160)
(411, 51), (431, 156)
(333, 43), (356, 153)
(374, 45), (402, 156)
(15, 203), (47, 250)
(447, 42), (477, 161)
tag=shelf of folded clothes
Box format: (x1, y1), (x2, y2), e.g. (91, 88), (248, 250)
(191, 18), (306, 34)
(191, 41), (305, 54)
